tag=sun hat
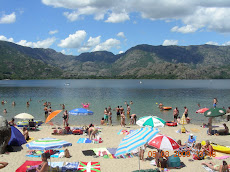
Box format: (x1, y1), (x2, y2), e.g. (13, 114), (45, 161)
(190, 133), (193, 136)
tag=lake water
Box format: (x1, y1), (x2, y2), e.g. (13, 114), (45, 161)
(0, 79), (230, 126)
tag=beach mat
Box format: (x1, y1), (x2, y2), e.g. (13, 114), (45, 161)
(26, 150), (64, 158)
(62, 162), (79, 171)
(78, 161), (100, 172)
(82, 150), (96, 156)
(190, 128), (200, 133)
(117, 129), (134, 135)
(77, 138), (92, 143)
(214, 152), (230, 160)
(16, 160), (42, 172)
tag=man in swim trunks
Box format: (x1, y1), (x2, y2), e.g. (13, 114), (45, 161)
(116, 106), (120, 116)
(120, 106), (124, 113)
(173, 107), (179, 122)
(130, 114), (137, 125)
(104, 108), (108, 122)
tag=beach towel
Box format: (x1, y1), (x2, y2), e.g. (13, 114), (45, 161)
(26, 150), (64, 158)
(78, 161), (101, 172)
(92, 148), (111, 157)
(16, 160), (42, 172)
(62, 162), (79, 171)
(191, 128), (200, 133)
(82, 150), (96, 156)
(77, 138), (92, 143)
(107, 148), (117, 155)
(48, 161), (64, 171)
(215, 155), (230, 160)
(202, 165), (218, 172)
(117, 129), (134, 135)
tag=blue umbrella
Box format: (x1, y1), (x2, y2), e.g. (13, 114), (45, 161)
(69, 108), (94, 116)
(115, 127), (159, 156)
(115, 127), (159, 171)
(26, 138), (72, 150)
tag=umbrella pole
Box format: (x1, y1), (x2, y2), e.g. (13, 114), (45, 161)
(139, 147), (140, 172)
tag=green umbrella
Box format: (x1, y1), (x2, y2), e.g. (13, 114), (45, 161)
(204, 108), (226, 117)
(136, 116), (165, 128)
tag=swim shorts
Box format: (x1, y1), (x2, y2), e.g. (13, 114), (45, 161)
(104, 115), (108, 120)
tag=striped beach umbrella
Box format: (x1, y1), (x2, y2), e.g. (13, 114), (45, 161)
(148, 134), (179, 150)
(136, 116), (165, 128)
(69, 108), (93, 116)
(26, 138), (72, 150)
(115, 127), (159, 156)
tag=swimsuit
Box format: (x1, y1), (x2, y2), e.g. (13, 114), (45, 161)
(63, 114), (68, 120)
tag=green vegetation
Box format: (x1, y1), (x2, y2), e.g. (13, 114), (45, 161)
(1, 40), (230, 79)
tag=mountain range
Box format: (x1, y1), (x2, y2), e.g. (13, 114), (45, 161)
(1, 40), (230, 79)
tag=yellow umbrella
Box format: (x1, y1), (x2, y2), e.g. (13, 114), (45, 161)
(180, 113), (187, 133)
(45, 110), (62, 123)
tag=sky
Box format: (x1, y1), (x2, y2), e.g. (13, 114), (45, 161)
(1, 0), (230, 55)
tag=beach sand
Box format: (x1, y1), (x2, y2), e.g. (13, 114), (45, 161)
(1, 122), (230, 172)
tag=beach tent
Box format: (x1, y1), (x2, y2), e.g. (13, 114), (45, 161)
(8, 126), (26, 146)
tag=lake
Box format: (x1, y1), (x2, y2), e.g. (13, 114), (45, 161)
(0, 79), (230, 125)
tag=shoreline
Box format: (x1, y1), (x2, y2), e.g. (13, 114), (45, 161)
(1, 122), (230, 172)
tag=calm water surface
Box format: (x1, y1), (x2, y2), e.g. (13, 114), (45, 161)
(0, 79), (230, 125)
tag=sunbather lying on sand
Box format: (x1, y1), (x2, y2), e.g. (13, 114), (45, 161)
(202, 161), (229, 172)
(0, 162), (8, 169)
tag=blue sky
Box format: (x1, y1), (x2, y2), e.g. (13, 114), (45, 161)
(1, 0), (230, 55)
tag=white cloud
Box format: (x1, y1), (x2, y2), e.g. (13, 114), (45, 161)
(17, 37), (56, 48)
(41, 0), (230, 33)
(222, 41), (230, 46)
(206, 41), (218, 45)
(117, 32), (125, 39)
(162, 40), (178, 46)
(119, 51), (124, 54)
(105, 12), (130, 23)
(171, 25), (198, 33)
(49, 30), (58, 35)
(93, 38), (120, 51)
(58, 30), (86, 48)
(0, 35), (14, 42)
(0, 12), (16, 24)
(61, 50), (66, 54)
(78, 36), (101, 53)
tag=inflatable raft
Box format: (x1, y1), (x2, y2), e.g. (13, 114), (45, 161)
(166, 121), (177, 127)
(163, 107), (172, 110)
(201, 141), (230, 154)
(17, 120), (44, 127)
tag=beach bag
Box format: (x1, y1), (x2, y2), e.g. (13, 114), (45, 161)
(167, 155), (181, 167)
(64, 149), (71, 158)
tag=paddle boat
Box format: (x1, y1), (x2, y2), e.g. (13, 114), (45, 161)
(17, 120), (44, 127)
(165, 121), (177, 127)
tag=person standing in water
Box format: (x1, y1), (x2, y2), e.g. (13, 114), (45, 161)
(116, 106), (120, 116)
(63, 110), (69, 127)
(104, 108), (108, 122)
(213, 98), (218, 108)
(173, 107), (179, 122)
(121, 111), (126, 127)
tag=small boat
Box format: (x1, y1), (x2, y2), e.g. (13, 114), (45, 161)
(140, 81), (142, 84)
(201, 141), (230, 154)
(64, 83), (70, 86)
(165, 121), (177, 127)
(163, 107), (172, 110)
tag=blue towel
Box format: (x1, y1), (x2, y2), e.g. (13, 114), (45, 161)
(26, 150), (64, 158)
(77, 138), (92, 143)
(48, 162), (64, 168)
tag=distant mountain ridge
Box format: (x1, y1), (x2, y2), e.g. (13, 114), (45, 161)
(1, 40), (230, 79)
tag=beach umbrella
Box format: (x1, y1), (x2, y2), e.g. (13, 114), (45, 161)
(15, 113), (34, 120)
(148, 134), (179, 150)
(45, 110), (62, 123)
(196, 108), (209, 114)
(26, 138), (72, 150)
(69, 108), (93, 116)
(115, 127), (159, 171)
(204, 108), (226, 117)
(136, 116), (165, 128)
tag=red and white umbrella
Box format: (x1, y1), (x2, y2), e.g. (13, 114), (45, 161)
(196, 108), (209, 114)
(148, 134), (179, 150)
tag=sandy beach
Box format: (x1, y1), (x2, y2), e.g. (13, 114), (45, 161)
(1, 122), (230, 172)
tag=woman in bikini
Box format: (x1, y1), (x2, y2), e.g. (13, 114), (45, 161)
(36, 153), (49, 172)
(88, 127), (98, 140)
(63, 110), (69, 127)
(202, 161), (229, 172)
